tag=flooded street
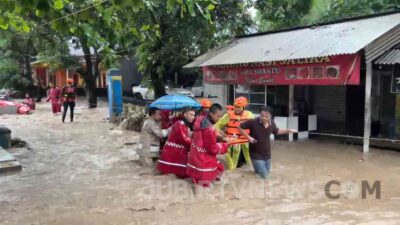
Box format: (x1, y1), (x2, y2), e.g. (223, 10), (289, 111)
(1, 102), (400, 225)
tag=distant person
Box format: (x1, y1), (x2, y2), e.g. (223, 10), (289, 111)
(46, 83), (61, 115)
(61, 79), (77, 123)
(35, 78), (43, 102)
(239, 106), (297, 179)
(23, 93), (36, 110)
(159, 110), (173, 149)
(158, 108), (196, 178)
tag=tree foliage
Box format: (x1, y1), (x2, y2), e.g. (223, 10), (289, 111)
(1, 0), (400, 101)
(320, 0), (400, 23)
(1, 0), (238, 102)
(255, 0), (400, 31)
(129, 0), (254, 98)
(255, 0), (313, 31)
(0, 26), (66, 90)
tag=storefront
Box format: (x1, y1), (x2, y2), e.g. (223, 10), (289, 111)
(185, 12), (400, 151)
(374, 44), (400, 141)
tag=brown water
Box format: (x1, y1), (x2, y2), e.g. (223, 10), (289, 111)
(0, 102), (399, 225)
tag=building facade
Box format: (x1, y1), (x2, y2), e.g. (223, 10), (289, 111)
(187, 12), (400, 151)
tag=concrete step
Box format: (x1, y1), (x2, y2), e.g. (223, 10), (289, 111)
(0, 149), (22, 174)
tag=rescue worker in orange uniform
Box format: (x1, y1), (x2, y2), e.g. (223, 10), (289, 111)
(199, 98), (213, 116)
(214, 97), (254, 170)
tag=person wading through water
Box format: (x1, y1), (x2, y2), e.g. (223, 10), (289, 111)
(46, 83), (61, 115)
(239, 106), (297, 179)
(186, 103), (234, 187)
(61, 79), (77, 123)
(158, 107), (196, 178)
(214, 97), (254, 170)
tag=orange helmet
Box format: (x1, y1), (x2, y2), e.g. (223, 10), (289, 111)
(67, 78), (74, 84)
(200, 98), (213, 109)
(234, 96), (248, 107)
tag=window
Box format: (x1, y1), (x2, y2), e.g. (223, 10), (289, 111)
(232, 85), (277, 113)
(267, 86), (277, 106)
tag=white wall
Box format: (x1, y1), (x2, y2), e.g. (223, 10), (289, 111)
(204, 83), (227, 106)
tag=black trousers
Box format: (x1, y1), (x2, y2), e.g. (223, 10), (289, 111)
(62, 102), (75, 122)
(237, 150), (246, 168)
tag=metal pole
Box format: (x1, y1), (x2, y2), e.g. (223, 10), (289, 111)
(363, 62), (373, 153)
(289, 85), (294, 141)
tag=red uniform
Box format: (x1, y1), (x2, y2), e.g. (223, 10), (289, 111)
(23, 97), (35, 110)
(160, 110), (173, 129)
(158, 120), (192, 177)
(171, 114), (183, 125)
(186, 115), (228, 185)
(160, 111), (184, 129)
(61, 85), (76, 123)
(47, 87), (61, 113)
(61, 86), (76, 103)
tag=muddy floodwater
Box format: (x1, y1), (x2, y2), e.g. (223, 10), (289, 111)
(1, 101), (400, 225)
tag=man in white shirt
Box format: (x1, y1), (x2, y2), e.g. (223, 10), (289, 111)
(140, 108), (169, 166)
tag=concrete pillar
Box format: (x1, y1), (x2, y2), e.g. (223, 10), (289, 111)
(288, 85), (294, 141)
(363, 62), (372, 153)
(46, 68), (49, 87)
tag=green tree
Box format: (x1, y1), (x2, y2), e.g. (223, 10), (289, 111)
(0, 0), (75, 91)
(301, 0), (333, 25)
(1, 0), (134, 107)
(320, 0), (400, 23)
(255, 0), (313, 31)
(0, 57), (30, 89)
(0, 26), (66, 90)
(130, 0), (254, 98)
(1, 0), (227, 104)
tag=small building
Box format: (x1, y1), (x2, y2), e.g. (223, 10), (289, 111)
(30, 41), (107, 90)
(185, 11), (400, 152)
(31, 56), (141, 97)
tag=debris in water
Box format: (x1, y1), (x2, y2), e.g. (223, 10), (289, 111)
(124, 142), (137, 145)
(128, 206), (156, 212)
(11, 138), (27, 148)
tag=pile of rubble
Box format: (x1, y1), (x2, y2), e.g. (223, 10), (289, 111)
(112, 103), (147, 132)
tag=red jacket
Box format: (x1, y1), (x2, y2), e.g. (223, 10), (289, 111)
(186, 115), (228, 182)
(23, 98), (36, 110)
(61, 86), (76, 103)
(160, 111), (184, 129)
(160, 110), (172, 129)
(158, 120), (192, 177)
(47, 87), (61, 104)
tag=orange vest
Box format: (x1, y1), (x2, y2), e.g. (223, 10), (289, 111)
(226, 110), (252, 143)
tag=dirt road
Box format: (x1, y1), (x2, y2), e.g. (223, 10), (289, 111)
(1, 102), (400, 225)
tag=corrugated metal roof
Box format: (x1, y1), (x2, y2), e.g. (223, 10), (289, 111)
(375, 49), (400, 64)
(186, 12), (400, 67)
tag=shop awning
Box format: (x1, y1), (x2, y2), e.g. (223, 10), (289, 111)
(185, 12), (400, 68)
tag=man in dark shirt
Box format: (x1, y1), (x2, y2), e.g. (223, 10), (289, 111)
(239, 106), (297, 179)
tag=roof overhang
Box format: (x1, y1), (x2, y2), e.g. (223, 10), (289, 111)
(375, 48), (400, 65)
(185, 12), (400, 68)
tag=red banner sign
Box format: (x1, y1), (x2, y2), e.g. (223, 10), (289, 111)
(203, 54), (361, 85)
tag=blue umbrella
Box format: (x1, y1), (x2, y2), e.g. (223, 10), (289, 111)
(149, 94), (201, 110)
